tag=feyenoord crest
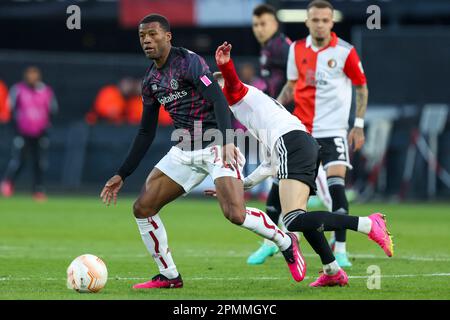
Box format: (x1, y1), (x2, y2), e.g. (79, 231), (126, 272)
(170, 79), (179, 90)
(328, 59), (337, 68)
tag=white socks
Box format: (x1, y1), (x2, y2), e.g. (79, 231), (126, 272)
(334, 241), (346, 254)
(323, 260), (341, 275)
(243, 208), (291, 251)
(278, 215), (301, 240)
(264, 220), (300, 248)
(135, 214), (179, 279)
(357, 217), (372, 234)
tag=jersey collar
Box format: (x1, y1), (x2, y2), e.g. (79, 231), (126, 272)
(306, 32), (338, 51)
(155, 46), (174, 70)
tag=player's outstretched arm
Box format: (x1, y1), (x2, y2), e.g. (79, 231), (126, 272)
(116, 103), (160, 179)
(215, 41), (248, 107)
(100, 102), (160, 206)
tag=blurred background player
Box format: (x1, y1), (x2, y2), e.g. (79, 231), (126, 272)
(252, 4), (291, 101)
(278, 0), (369, 267)
(246, 3), (294, 265)
(0, 66), (58, 201)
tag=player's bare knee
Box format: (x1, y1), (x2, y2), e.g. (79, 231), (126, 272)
(133, 200), (158, 218)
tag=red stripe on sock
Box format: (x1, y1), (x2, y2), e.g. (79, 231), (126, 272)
(149, 231), (169, 269)
(159, 257), (168, 269)
(148, 217), (159, 229)
(246, 209), (285, 238)
(149, 231), (159, 253)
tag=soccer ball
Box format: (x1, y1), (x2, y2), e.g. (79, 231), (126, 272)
(66, 254), (108, 293)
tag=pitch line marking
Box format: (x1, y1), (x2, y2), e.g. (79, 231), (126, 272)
(1, 245), (450, 262)
(1, 252), (450, 262)
(1, 273), (450, 282)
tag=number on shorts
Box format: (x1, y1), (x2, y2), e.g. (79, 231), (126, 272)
(334, 137), (345, 154)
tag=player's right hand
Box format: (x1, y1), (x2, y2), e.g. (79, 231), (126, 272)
(215, 41), (232, 65)
(100, 175), (123, 206)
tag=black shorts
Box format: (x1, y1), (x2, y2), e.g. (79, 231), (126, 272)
(316, 136), (353, 170)
(275, 130), (320, 195)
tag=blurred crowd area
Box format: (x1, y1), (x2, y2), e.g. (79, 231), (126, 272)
(0, 62), (263, 127)
(0, 0), (449, 201)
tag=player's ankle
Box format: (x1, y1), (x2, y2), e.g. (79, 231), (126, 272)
(161, 268), (179, 279)
(323, 260), (340, 275)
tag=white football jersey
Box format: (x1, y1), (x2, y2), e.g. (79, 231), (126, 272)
(287, 32), (367, 138)
(229, 85), (307, 154)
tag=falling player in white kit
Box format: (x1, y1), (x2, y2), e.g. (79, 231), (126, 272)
(211, 41), (393, 287)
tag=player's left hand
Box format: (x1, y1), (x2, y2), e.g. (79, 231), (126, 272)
(215, 41), (232, 65)
(348, 127), (365, 151)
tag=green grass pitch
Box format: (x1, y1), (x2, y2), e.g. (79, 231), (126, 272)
(1, 196), (449, 300)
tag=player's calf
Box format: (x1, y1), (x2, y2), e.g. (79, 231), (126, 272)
(220, 201), (246, 225)
(214, 176), (247, 225)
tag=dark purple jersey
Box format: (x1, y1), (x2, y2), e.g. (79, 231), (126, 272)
(259, 32), (292, 98)
(116, 47), (231, 179)
(142, 47), (218, 140)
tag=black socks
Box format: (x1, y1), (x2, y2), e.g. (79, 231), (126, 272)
(283, 209), (336, 265)
(328, 176), (349, 242)
(282, 209), (359, 233)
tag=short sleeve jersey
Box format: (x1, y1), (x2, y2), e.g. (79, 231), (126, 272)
(286, 32), (367, 138)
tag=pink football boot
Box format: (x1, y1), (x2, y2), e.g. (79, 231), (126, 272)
(281, 233), (307, 282)
(368, 213), (394, 257)
(309, 269), (349, 287)
(133, 274), (183, 289)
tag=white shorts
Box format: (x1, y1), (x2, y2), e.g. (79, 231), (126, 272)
(155, 145), (245, 193)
